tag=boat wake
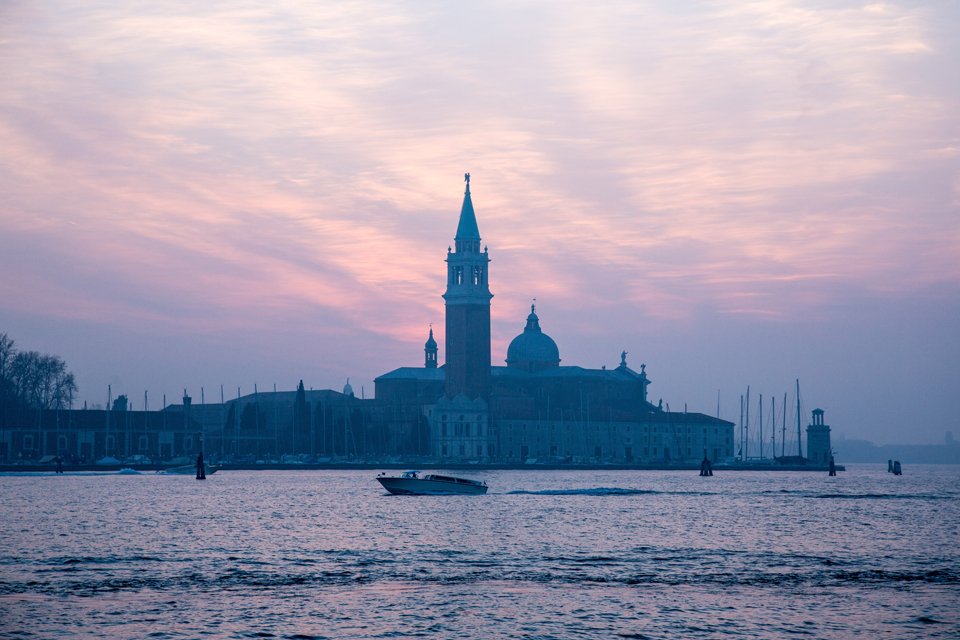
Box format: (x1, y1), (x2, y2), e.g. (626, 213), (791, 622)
(759, 489), (956, 501)
(506, 487), (667, 497)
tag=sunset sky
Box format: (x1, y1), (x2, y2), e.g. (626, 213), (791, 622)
(1, 1), (957, 446)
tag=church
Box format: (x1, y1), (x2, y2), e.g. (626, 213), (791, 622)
(375, 175), (734, 464)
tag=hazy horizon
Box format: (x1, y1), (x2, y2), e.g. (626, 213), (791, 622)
(2, 1), (958, 447)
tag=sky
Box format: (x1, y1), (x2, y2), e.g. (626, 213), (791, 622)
(1, 1), (958, 446)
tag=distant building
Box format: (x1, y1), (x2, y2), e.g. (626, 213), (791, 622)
(171, 387), (365, 460)
(0, 398), (204, 463)
(830, 433), (960, 464)
(375, 174), (735, 463)
(0, 388), (363, 463)
(805, 408), (833, 465)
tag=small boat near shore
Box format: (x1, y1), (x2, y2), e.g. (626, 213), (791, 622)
(376, 470), (487, 495)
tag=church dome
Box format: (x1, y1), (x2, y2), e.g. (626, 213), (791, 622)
(506, 305), (560, 372)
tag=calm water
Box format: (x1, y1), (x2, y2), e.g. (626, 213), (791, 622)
(1, 465), (958, 639)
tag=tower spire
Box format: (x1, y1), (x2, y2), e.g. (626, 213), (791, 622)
(455, 171), (480, 252)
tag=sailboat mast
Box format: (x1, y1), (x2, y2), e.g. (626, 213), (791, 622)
(745, 386), (750, 460)
(739, 394), (744, 461)
(796, 379), (803, 458)
(236, 387), (240, 456)
(758, 393), (763, 460)
(771, 395), (776, 459)
(781, 392), (787, 458)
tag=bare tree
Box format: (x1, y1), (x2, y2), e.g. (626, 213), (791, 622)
(0, 333), (14, 375)
(0, 333), (15, 422)
(2, 338), (77, 411)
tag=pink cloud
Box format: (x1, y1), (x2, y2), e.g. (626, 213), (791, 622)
(1, 1), (957, 443)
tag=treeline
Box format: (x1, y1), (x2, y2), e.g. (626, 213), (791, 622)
(0, 333), (77, 416)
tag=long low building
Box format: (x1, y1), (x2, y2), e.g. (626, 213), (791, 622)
(0, 405), (203, 463)
(0, 387), (364, 464)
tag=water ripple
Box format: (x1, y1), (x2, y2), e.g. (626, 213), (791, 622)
(0, 467), (957, 639)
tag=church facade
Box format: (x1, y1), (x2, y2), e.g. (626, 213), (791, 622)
(375, 175), (735, 464)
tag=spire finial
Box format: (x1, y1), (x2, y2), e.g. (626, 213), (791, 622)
(464, 172), (470, 193)
(532, 297), (536, 314)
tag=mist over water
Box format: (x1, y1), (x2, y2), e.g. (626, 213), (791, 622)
(1, 466), (958, 638)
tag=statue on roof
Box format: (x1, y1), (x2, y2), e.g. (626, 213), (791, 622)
(620, 350), (628, 367)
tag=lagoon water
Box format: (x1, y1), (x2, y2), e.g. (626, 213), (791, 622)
(1, 466), (958, 639)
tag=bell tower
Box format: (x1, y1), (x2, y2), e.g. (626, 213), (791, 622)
(443, 173), (492, 398)
(424, 326), (438, 369)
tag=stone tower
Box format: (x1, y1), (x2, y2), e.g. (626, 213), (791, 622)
(443, 173), (492, 399)
(806, 408), (832, 464)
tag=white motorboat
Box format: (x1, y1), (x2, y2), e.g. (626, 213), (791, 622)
(376, 470), (487, 495)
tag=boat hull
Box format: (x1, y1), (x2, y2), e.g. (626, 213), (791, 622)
(377, 476), (487, 495)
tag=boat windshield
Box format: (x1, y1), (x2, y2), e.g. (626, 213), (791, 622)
(423, 474), (484, 486)
(400, 471), (419, 479)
